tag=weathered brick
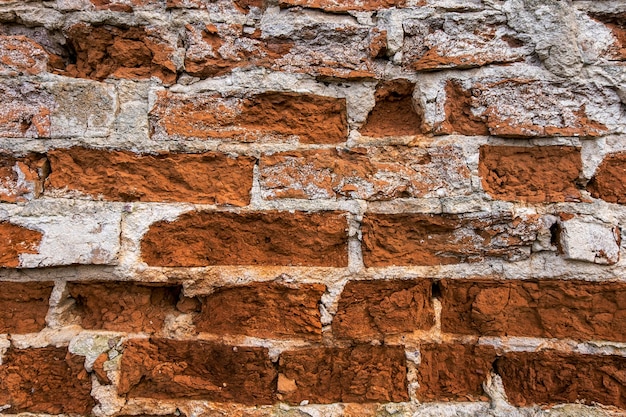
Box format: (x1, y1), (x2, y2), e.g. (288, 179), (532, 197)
(359, 79), (422, 137)
(361, 212), (547, 267)
(67, 282), (189, 333)
(0, 222), (42, 268)
(62, 24), (177, 84)
(184, 23), (292, 78)
(0, 35), (48, 75)
(6, 204), (122, 268)
(194, 282), (325, 340)
(278, 345), (408, 403)
(89, 0), (162, 12)
(0, 81), (54, 138)
(278, 0), (404, 12)
(118, 338), (276, 404)
(479, 145), (582, 203)
(589, 12), (626, 60)
(403, 13), (527, 71)
(150, 91), (347, 144)
(440, 278), (626, 342)
(496, 351), (626, 408)
(333, 279), (435, 341)
(438, 79), (612, 138)
(46, 148), (255, 206)
(260, 11), (385, 79)
(260, 145), (471, 200)
(47, 80), (117, 138)
(0, 282), (53, 333)
(0, 347), (95, 414)
(0, 153), (47, 203)
(588, 152), (626, 204)
(558, 217), (621, 265)
(141, 211), (348, 267)
(416, 343), (495, 402)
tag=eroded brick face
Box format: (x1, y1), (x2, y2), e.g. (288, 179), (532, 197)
(361, 213), (547, 267)
(416, 343), (496, 402)
(67, 282), (186, 333)
(438, 79), (611, 137)
(0, 35), (49, 75)
(496, 351), (626, 408)
(479, 145), (583, 203)
(359, 80), (422, 137)
(195, 282), (325, 340)
(278, 346), (409, 404)
(0, 282), (53, 333)
(0, 153), (47, 203)
(440, 279), (626, 342)
(46, 148), (255, 206)
(333, 279), (435, 341)
(588, 152), (626, 204)
(0, 347), (95, 414)
(150, 91), (348, 144)
(260, 145), (471, 200)
(118, 339), (277, 404)
(62, 24), (177, 83)
(0, 81), (53, 138)
(141, 210), (348, 267)
(0, 222), (43, 268)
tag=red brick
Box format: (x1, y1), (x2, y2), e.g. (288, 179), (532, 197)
(0, 347), (95, 414)
(0, 82), (53, 138)
(403, 14), (526, 71)
(0, 153), (47, 203)
(0, 282), (53, 333)
(496, 351), (626, 408)
(361, 212), (546, 267)
(438, 79), (610, 138)
(479, 145), (582, 203)
(141, 211), (348, 267)
(194, 282), (325, 340)
(67, 282), (192, 333)
(260, 145), (471, 200)
(333, 279), (435, 341)
(0, 35), (49, 75)
(0, 222), (43, 268)
(588, 152), (626, 204)
(62, 24), (177, 83)
(118, 338), (276, 404)
(184, 23), (292, 78)
(360, 80), (422, 137)
(278, 0), (404, 12)
(46, 148), (255, 206)
(416, 343), (496, 402)
(278, 345), (408, 403)
(150, 91), (347, 144)
(440, 278), (626, 342)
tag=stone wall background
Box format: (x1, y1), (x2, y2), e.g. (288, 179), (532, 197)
(0, 0), (625, 415)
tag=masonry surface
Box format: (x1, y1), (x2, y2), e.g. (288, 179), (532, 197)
(0, 0), (625, 416)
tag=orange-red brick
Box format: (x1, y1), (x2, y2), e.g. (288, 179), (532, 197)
(278, 345), (408, 404)
(150, 91), (347, 144)
(479, 145), (582, 203)
(0, 282), (54, 333)
(496, 351), (626, 408)
(141, 210), (348, 267)
(0, 222), (43, 268)
(361, 213), (545, 267)
(46, 148), (255, 206)
(416, 343), (496, 402)
(333, 279), (435, 341)
(440, 278), (626, 342)
(588, 152), (626, 204)
(0, 347), (95, 414)
(118, 338), (276, 404)
(195, 282), (325, 340)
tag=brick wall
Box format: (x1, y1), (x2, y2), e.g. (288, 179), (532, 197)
(0, 0), (625, 416)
